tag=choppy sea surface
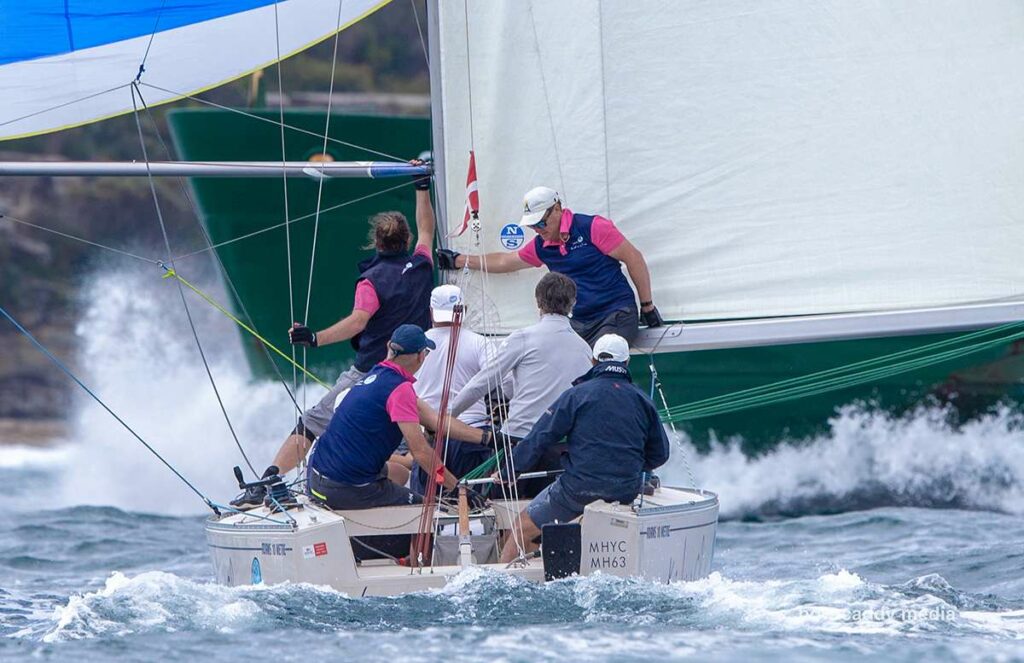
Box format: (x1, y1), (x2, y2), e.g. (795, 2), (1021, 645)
(3, 273), (1024, 661)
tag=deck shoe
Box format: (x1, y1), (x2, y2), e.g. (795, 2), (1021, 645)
(229, 465), (279, 511)
(230, 484), (266, 510)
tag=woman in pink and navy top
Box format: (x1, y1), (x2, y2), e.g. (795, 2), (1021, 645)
(437, 186), (663, 346)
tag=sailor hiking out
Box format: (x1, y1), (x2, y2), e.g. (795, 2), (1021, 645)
(495, 333), (670, 563)
(437, 186), (663, 345)
(449, 271), (592, 497)
(307, 324), (489, 511)
(232, 164), (436, 509)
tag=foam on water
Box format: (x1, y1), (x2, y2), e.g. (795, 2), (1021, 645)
(26, 567), (1024, 647)
(662, 404), (1024, 519)
(51, 269), (326, 514)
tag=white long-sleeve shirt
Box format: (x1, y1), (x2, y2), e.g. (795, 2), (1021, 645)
(414, 326), (492, 427)
(450, 314), (592, 438)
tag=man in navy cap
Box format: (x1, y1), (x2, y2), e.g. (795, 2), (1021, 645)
(306, 324), (490, 510)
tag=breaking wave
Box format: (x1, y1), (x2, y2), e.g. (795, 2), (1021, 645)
(21, 567), (1024, 651)
(664, 404), (1024, 519)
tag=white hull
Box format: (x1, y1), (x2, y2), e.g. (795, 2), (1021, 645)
(206, 486), (719, 596)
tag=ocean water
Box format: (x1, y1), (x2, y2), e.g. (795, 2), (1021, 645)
(2, 272), (1024, 661)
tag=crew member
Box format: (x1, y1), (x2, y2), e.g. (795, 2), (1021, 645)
(307, 324), (489, 510)
(232, 164), (435, 509)
(494, 333), (670, 563)
(437, 186), (663, 345)
(408, 284), (495, 492)
(449, 272), (592, 496)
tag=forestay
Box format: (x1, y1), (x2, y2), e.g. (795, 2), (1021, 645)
(437, 0), (1024, 333)
(0, 0), (390, 140)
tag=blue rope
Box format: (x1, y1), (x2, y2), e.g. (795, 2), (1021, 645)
(0, 303), (219, 514)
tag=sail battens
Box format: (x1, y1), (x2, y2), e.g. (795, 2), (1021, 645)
(438, 1), (1024, 333)
(0, 0), (392, 141)
(634, 300), (1024, 354)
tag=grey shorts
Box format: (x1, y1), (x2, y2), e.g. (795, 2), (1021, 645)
(526, 479), (589, 527)
(307, 467), (421, 510)
(296, 365), (367, 438)
(571, 307), (639, 346)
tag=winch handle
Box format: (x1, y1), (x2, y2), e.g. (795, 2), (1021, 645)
(233, 465), (282, 490)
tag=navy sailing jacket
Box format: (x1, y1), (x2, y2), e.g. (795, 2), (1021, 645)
(351, 249), (432, 372)
(506, 361), (670, 503)
(531, 213), (637, 323)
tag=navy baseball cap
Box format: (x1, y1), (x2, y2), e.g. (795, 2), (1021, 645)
(388, 324), (436, 355)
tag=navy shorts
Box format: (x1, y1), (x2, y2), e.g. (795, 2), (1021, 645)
(526, 479), (589, 527)
(307, 467), (421, 510)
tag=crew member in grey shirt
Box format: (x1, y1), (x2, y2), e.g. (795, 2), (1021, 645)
(450, 272), (592, 496)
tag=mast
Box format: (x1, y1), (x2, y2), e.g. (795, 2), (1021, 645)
(426, 0), (450, 240)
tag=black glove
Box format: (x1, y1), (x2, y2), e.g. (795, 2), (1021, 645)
(262, 465), (281, 480)
(410, 158), (432, 190)
(436, 248), (461, 270)
(641, 305), (664, 328)
(444, 485), (489, 511)
(412, 172), (431, 191)
(289, 323), (318, 347)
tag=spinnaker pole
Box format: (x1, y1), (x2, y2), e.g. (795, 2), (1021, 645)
(0, 161), (430, 178)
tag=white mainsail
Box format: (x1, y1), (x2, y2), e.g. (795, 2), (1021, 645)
(437, 0), (1024, 335)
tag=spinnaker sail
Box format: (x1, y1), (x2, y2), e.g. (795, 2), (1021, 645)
(0, 0), (391, 140)
(437, 0), (1024, 333)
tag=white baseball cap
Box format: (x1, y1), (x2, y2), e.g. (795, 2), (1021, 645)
(518, 186), (561, 227)
(430, 284), (462, 322)
(593, 333), (630, 363)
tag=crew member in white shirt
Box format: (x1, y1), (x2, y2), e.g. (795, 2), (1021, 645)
(406, 284), (496, 491)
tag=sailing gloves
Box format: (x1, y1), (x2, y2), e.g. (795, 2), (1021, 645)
(289, 323), (318, 347)
(436, 248), (461, 270)
(410, 158), (432, 190)
(641, 305), (664, 328)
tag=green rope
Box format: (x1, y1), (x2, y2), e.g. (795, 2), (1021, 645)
(464, 448), (504, 480)
(661, 321), (1024, 423)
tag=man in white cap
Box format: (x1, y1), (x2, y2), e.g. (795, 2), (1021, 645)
(493, 332), (670, 563)
(436, 186), (663, 346)
(404, 284), (497, 490)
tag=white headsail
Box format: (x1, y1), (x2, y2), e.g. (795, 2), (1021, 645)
(0, 0), (390, 141)
(437, 1), (1024, 335)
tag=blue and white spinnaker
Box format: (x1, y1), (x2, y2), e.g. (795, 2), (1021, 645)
(0, 0), (389, 140)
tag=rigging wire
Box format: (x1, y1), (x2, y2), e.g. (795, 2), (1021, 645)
(299, 0), (346, 427)
(0, 83), (131, 132)
(526, 0), (567, 200)
(130, 83), (257, 475)
(133, 85), (306, 417)
(136, 0), (169, 81)
(171, 180), (418, 261)
(0, 212), (160, 265)
(138, 82), (406, 161)
(410, 0), (430, 66)
(455, 0), (526, 561)
(273, 1), (303, 479)
(0, 303), (218, 513)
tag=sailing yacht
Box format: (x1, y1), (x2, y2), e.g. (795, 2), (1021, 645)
(2, 1), (1023, 594)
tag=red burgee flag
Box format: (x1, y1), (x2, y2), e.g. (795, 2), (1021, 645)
(448, 150), (478, 238)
